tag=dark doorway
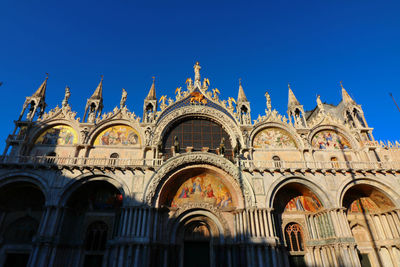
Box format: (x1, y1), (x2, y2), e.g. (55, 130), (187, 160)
(4, 253), (30, 267)
(184, 241), (210, 267)
(359, 253), (372, 267)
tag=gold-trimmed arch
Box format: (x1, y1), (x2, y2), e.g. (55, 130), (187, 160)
(143, 152), (253, 208)
(34, 124), (78, 145)
(250, 122), (303, 150)
(308, 125), (359, 150)
(92, 124), (141, 146)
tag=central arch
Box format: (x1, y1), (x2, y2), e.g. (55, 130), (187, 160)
(143, 152), (254, 207)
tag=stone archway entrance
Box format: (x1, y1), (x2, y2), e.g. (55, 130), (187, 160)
(182, 218), (211, 267)
(173, 210), (225, 267)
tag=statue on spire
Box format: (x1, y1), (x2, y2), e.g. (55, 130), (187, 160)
(194, 61), (201, 87)
(265, 91), (272, 111)
(62, 86), (71, 107)
(120, 88), (127, 108)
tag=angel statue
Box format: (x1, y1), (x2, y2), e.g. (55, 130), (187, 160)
(185, 78), (193, 90)
(159, 95), (167, 106)
(203, 78), (210, 88)
(227, 97), (236, 110)
(175, 87), (182, 100)
(212, 88), (220, 101)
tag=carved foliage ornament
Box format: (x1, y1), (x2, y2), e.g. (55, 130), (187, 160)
(38, 105), (78, 122)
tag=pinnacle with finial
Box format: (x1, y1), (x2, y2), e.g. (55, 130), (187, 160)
(90, 75), (103, 99)
(288, 83), (300, 107)
(237, 78), (248, 102)
(146, 76), (157, 100)
(32, 73), (48, 98)
(340, 81), (355, 104)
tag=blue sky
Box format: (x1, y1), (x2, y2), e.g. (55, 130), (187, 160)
(1, 0), (400, 150)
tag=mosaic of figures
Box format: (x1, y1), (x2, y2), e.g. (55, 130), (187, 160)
(94, 125), (140, 146)
(35, 125), (77, 145)
(285, 194), (323, 212)
(311, 130), (351, 150)
(171, 173), (233, 208)
(349, 198), (380, 213)
(253, 128), (296, 149)
(349, 190), (394, 213)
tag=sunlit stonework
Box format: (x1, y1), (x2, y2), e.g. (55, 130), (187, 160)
(1, 63), (400, 267)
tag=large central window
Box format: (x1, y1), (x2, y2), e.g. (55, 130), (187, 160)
(162, 118), (232, 159)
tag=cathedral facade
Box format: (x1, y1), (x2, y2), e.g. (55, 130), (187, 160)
(0, 63), (400, 267)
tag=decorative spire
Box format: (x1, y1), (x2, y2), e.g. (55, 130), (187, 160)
(288, 83), (300, 107)
(32, 73), (48, 98)
(90, 75), (103, 99)
(146, 76), (157, 100)
(237, 78), (248, 102)
(340, 81), (355, 104)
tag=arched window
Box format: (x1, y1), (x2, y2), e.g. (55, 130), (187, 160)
(330, 157), (339, 169)
(353, 108), (366, 127)
(162, 118), (232, 160)
(273, 156), (281, 168)
(285, 223), (304, 252)
(84, 221), (108, 252)
(109, 153), (119, 165)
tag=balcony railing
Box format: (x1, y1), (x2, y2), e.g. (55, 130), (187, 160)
(0, 156), (163, 168)
(0, 155), (399, 172)
(240, 159), (400, 171)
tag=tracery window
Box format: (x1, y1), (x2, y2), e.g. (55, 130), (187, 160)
(285, 223), (304, 252)
(162, 118), (232, 159)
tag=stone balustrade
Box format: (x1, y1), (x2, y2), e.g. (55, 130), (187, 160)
(1, 155), (400, 172)
(241, 159), (400, 172)
(0, 155), (163, 169)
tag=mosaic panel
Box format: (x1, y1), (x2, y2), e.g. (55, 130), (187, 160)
(285, 195), (323, 212)
(349, 198), (380, 213)
(35, 125), (77, 145)
(94, 125), (140, 146)
(171, 173), (232, 208)
(311, 130), (351, 150)
(253, 128), (296, 149)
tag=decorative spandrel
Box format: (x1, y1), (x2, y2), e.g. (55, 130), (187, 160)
(285, 194), (323, 212)
(94, 125), (140, 146)
(171, 173), (233, 208)
(311, 130), (351, 150)
(253, 128), (296, 149)
(35, 125), (77, 145)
